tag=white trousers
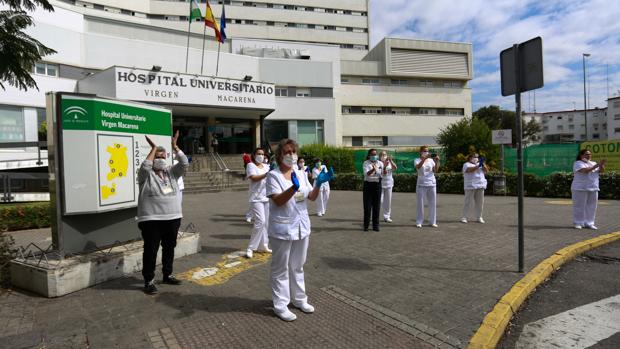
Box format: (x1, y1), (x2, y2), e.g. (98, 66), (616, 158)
(248, 201), (269, 251)
(381, 186), (393, 219)
(462, 188), (485, 220)
(316, 186), (330, 215)
(416, 186), (437, 225)
(572, 190), (598, 226)
(245, 206), (252, 220)
(270, 236), (309, 312)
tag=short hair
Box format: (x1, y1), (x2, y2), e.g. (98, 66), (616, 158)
(576, 149), (591, 160)
(467, 153), (479, 161)
(275, 138), (299, 166)
(420, 145), (430, 152)
(155, 146), (166, 153)
(252, 147), (263, 156)
(366, 148), (377, 160)
(313, 157), (321, 164)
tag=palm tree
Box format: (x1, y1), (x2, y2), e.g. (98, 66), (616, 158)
(0, 0), (56, 91)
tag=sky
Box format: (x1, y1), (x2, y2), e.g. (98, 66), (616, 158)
(368, 0), (620, 113)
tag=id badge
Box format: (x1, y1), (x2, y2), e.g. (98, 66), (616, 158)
(161, 183), (173, 195)
(294, 190), (305, 202)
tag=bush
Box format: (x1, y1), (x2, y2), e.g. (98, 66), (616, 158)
(0, 202), (52, 232)
(330, 171), (620, 199)
(0, 231), (15, 287)
(299, 144), (355, 173)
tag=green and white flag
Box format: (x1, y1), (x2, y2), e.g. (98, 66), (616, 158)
(188, 0), (202, 22)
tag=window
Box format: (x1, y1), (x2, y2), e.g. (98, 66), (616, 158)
(443, 81), (462, 88)
(275, 88), (288, 97)
(569, 125), (575, 130)
(543, 126), (549, 131)
(593, 133), (600, 139)
(352, 136), (363, 146)
(419, 108), (436, 115)
(297, 120), (324, 146)
(362, 78), (380, 85)
(0, 105), (24, 142)
(33, 62), (58, 77)
(391, 79), (407, 85)
(365, 137), (384, 146)
(391, 108), (409, 115)
(445, 109), (463, 116)
(614, 114), (620, 120)
(419, 80), (434, 87)
(295, 88), (310, 97)
(557, 125), (563, 131)
(615, 128), (620, 134)
(614, 101), (620, 108)
(37, 108), (46, 141)
(557, 116), (563, 120)
(569, 117), (573, 122)
(362, 107), (381, 114)
(342, 107), (351, 114)
(341, 77), (350, 84)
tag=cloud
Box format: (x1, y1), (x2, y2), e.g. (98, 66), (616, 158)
(369, 0), (620, 112)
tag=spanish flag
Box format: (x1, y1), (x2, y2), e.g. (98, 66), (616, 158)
(204, 0), (223, 43)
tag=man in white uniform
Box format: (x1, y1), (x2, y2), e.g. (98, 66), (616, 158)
(414, 146), (439, 228)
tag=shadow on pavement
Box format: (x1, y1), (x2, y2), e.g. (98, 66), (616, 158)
(321, 257), (374, 270)
(508, 224), (570, 231)
(154, 291), (274, 318)
(210, 234), (249, 240)
(199, 245), (239, 255)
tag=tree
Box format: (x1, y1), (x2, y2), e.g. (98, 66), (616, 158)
(436, 117), (498, 172)
(0, 0), (56, 91)
(473, 105), (542, 146)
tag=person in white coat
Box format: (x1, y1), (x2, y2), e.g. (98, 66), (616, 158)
(311, 158), (330, 217)
(266, 138), (332, 322)
(245, 148), (271, 258)
(461, 153), (489, 223)
(571, 149), (606, 230)
(380, 151), (397, 223)
(414, 145), (439, 228)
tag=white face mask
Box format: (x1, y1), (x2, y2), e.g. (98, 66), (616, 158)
(255, 155), (264, 163)
(282, 153), (298, 167)
(380, 155), (387, 161)
(421, 151), (429, 157)
(470, 158), (479, 164)
(153, 158), (167, 171)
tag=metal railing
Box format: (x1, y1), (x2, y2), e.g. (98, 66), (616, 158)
(1, 172), (49, 202)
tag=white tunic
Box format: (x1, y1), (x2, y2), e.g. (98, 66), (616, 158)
(381, 162), (394, 188)
(246, 162), (269, 202)
(462, 162), (487, 190)
(363, 160), (383, 182)
(414, 158), (436, 187)
(571, 160), (600, 191)
(312, 165), (330, 190)
(266, 168), (313, 240)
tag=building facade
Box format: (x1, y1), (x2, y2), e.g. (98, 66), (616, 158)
(607, 96), (620, 139)
(0, 0), (473, 170)
(525, 107), (608, 143)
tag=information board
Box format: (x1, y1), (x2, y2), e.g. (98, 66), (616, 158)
(60, 95), (172, 214)
(581, 139), (620, 172)
(492, 129), (513, 144)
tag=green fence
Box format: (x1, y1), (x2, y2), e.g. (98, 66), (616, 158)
(502, 143), (580, 176)
(353, 148), (444, 174)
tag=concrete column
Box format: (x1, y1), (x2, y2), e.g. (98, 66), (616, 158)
(252, 119), (261, 149)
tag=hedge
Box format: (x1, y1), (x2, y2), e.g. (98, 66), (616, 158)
(299, 144), (356, 173)
(330, 171), (620, 199)
(0, 202), (52, 232)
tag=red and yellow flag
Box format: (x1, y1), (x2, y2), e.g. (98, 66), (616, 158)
(204, 0), (223, 43)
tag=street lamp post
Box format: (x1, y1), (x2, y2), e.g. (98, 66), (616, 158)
(583, 53), (590, 141)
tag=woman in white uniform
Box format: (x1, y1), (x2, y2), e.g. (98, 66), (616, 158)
(311, 158), (330, 217)
(571, 149), (606, 229)
(362, 149), (383, 231)
(245, 148), (271, 258)
(380, 151), (397, 223)
(266, 138), (332, 321)
(414, 145), (439, 228)
(461, 153), (488, 223)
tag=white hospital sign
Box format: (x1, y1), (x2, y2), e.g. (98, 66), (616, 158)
(492, 129), (513, 145)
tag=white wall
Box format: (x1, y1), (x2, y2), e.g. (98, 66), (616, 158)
(268, 97), (337, 145)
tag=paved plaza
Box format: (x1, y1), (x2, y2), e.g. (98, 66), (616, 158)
(2, 191), (620, 348)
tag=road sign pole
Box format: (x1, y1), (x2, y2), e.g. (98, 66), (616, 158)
(513, 44), (525, 273)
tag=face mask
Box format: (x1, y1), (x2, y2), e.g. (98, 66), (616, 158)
(370, 155), (378, 162)
(255, 155), (264, 163)
(299, 162), (305, 168)
(153, 158), (167, 171)
(421, 151), (429, 157)
(470, 158), (479, 164)
(283, 154), (298, 167)
(315, 162), (322, 168)
(581, 157), (589, 162)
(380, 155), (387, 161)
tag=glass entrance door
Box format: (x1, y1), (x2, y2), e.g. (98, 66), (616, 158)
(212, 120), (253, 154)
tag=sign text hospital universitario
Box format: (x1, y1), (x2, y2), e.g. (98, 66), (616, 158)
(115, 67), (276, 109)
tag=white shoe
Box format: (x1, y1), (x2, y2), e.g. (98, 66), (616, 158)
(317, 213), (323, 217)
(477, 218), (485, 224)
(574, 225), (583, 229)
(294, 302), (315, 314)
(585, 224), (598, 230)
(275, 309), (297, 322)
(245, 249), (253, 258)
(257, 247), (272, 253)
(460, 218), (468, 223)
(245, 217), (252, 224)
(431, 224), (438, 228)
(416, 224), (422, 228)
(384, 218), (393, 223)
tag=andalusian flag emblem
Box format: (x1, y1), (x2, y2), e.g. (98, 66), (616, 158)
(189, 0), (202, 22)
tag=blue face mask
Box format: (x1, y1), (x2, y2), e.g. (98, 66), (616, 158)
(370, 155), (378, 162)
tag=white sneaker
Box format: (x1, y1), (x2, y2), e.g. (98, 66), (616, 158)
(585, 224), (598, 230)
(245, 217), (252, 224)
(460, 218), (468, 223)
(574, 225), (583, 229)
(294, 302), (315, 314)
(257, 247), (272, 253)
(431, 224), (438, 228)
(415, 224), (422, 228)
(245, 249), (253, 258)
(275, 309), (297, 322)
(317, 213), (323, 217)
(384, 218), (393, 223)
(477, 218), (485, 224)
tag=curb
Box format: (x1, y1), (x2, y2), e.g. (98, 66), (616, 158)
(467, 231), (620, 349)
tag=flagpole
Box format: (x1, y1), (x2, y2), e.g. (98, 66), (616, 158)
(185, 12), (192, 73)
(215, 42), (221, 77)
(200, 25), (207, 75)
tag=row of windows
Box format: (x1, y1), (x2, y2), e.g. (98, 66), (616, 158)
(0, 105), (46, 143)
(342, 106), (464, 116)
(274, 87), (310, 97)
(32, 62), (58, 77)
(342, 77), (464, 88)
(226, 19), (367, 33)
(211, 1), (368, 16)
